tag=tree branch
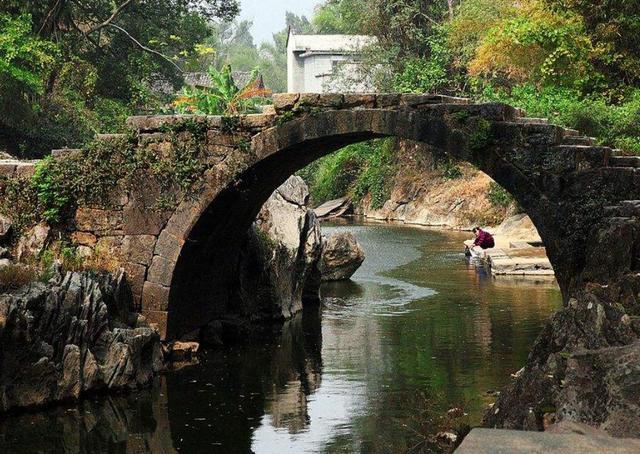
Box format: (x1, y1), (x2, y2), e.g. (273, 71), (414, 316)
(38, 0), (64, 36)
(447, 0), (455, 20)
(87, 0), (135, 35)
(70, 16), (104, 52)
(416, 11), (438, 26)
(107, 24), (184, 73)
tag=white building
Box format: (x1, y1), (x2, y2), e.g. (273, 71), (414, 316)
(286, 30), (376, 93)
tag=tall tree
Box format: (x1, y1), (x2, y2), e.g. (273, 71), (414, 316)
(0, 0), (240, 155)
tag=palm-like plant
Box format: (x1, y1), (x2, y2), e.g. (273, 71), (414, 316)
(174, 64), (271, 115)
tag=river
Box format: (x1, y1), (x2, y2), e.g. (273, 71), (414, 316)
(0, 222), (561, 453)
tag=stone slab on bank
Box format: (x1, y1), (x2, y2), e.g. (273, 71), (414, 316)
(456, 428), (640, 453)
(487, 248), (554, 276)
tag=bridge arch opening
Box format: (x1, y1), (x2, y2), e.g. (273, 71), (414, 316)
(163, 107), (562, 339)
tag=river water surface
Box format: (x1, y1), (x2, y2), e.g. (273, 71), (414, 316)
(0, 222), (561, 453)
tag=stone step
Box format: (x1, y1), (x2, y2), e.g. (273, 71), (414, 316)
(0, 159), (38, 178)
(609, 156), (640, 168)
(551, 145), (611, 169)
(509, 241), (534, 249)
(457, 428), (640, 453)
(563, 128), (580, 136)
(516, 117), (549, 124)
(562, 136), (596, 146)
(604, 200), (640, 217)
(51, 148), (81, 159)
(96, 133), (127, 141)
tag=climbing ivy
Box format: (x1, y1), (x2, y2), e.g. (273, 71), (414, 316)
(468, 118), (492, 150)
(0, 175), (40, 234)
(487, 181), (514, 208)
(0, 119), (223, 231)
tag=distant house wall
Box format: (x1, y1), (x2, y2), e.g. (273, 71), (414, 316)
(287, 36), (305, 93)
(287, 31), (376, 93)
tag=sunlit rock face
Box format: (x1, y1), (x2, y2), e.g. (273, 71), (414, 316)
(232, 176), (323, 322)
(0, 270), (163, 413)
(320, 232), (365, 281)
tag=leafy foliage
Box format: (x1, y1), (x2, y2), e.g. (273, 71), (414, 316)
(438, 158), (463, 180)
(468, 0), (596, 89)
(393, 28), (453, 93)
(174, 65), (270, 115)
(0, 1), (240, 156)
(0, 13), (57, 94)
(299, 139), (396, 209)
(545, 0), (640, 93)
(487, 182), (514, 208)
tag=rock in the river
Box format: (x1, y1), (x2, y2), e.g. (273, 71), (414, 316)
(314, 197), (353, 219)
(166, 341), (200, 362)
(320, 232), (365, 281)
(232, 176), (323, 323)
(0, 269), (164, 413)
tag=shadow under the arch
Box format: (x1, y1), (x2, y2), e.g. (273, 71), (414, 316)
(166, 131), (385, 339)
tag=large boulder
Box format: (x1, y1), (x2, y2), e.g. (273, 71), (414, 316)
(0, 269), (163, 413)
(232, 176), (323, 322)
(492, 213), (542, 243)
(320, 232), (365, 281)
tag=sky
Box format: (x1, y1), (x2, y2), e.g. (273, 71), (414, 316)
(238, 0), (321, 45)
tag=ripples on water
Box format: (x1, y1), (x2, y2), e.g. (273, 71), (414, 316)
(0, 222), (561, 453)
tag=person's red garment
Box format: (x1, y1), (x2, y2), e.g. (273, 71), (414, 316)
(473, 229), (495, 249)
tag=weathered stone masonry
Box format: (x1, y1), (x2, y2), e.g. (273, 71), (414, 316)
(2, 93), (639, 342)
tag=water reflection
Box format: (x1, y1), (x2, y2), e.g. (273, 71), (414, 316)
(0, 381), (175, 453)
(0, 223), (561, 453)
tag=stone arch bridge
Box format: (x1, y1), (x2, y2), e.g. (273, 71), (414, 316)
(3, 93), (640, 339)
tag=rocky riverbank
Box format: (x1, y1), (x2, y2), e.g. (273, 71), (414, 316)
(483, 279), (640, 437)
(354, 141), (514, 229)
(0, 269), (163, 413)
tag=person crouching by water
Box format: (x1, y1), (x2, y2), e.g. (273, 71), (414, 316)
(464, 227), (495, 257)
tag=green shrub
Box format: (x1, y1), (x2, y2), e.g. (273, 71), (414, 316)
(297, 139), (396, 209)
(468, 118), (492, 150)
(0, 175), (40, 235)
(93, 98), (131, 133)
(438, 157), (463, 180)
(351, 139), (395, 209)
(302, 144), (366, 203)
(487, 181), (513, 208)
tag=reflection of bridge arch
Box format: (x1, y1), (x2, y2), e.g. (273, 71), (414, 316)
(120, 93), (638, 338)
